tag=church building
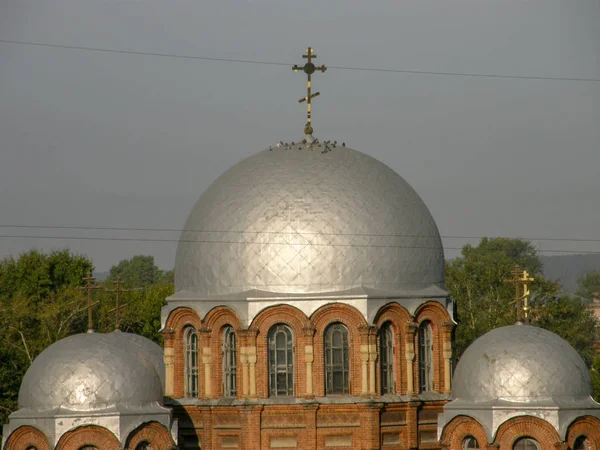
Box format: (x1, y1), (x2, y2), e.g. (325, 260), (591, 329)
(3, 48), (600, 450)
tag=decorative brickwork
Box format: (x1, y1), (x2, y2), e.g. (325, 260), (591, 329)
(414, 302), (452, 395)
(124, 421), (175, 449)
(310, 303), (368, 397)
(203, 306), (243, 399)
(373, 302), (411, 395)
(566, 416), (600, 449)
(439, 415), (489, 449)
(251, 304), (311, 398)
(3, 425), (51, 450)
(54, 425), (121, 450)
(164, 307), (203, 398)
(493, 415), (562, 449)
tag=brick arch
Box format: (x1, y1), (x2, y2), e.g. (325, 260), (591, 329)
(164, 307), (203, 398)
(373, 302), (412, 395)
(124, 421), (175, 450)
(310, 303), (367, 397)
(251, 304), (310, 398)
(3, 425), (51, 450)
(164, 307), (202, 338)
(413, 301), (452, 394)
(203, 305), (243, 331)
(203, 306), (243, 398)
(439, 415), (489, 449)
(493, 415), (562, 450)
(55, 425), (121, 450)
(566, 416), (600, 450)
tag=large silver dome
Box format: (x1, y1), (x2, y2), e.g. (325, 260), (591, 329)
(452, 324), (592, 403)
(175, 145), (444, 296)
(19, 333), (163, 411)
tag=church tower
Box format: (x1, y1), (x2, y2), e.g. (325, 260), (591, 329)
(161, 47), (455, 449)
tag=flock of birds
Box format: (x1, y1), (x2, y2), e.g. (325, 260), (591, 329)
(269, 139), (346, 154)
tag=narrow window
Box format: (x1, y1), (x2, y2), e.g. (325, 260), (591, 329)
(418, 321), (434, 392)
(268, 324), (294, 396)
(222, 325), (237, 396)
(380, 322), (395, 394)
(135, 443), (153, 450)
(463, 436), (479, 449)
(184, 327), (199, 397)
(324, 323), (349, 395)
(574, 437), (589, 450)
(513, 438), (540, 450)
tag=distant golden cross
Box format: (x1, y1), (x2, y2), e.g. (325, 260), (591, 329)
(293, 47), (327, 136)
(77, 272), (103, 333)
(505, 265), (535, 323)
(107, 277), (130, 331)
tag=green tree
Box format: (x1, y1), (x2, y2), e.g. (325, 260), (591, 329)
(447, 237), (597, 365)
(107, 255), (164, 288)
(576, 270), (600, 304)
(0, 249), (93, 428)
(591, 357), (600, 402)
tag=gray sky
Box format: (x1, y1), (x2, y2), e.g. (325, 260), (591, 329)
(1, 0), (599, 271)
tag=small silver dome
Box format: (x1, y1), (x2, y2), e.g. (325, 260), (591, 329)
(175, 145), (444, 296)
(452, 324), (592, 403)
(19, 333), (163, 411)
(112, 331), (165, 389)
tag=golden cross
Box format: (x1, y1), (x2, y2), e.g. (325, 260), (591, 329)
(77, 272), (103, 333)
(505, 265), (535, 323)
(107, 277), (130, 331)
(293, 47), (327, 136)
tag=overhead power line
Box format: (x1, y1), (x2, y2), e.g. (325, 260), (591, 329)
(1, 39), (599, 82)
(0, 234), (598, 255)
(0, 224), (598, 244)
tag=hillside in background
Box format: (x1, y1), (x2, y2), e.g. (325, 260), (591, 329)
(540, 254), (600, 293)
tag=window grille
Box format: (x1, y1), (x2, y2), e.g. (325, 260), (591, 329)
(223, 325), (237, 396)
(184, 327), (199, 397)
(418, 321), (434, 392)
(380, 322), (395, 394)
(268, 324), (294, 396)
(324, 323), (349, 395)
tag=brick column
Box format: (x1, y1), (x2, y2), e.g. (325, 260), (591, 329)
(240, 405), (263, 450)
(162, 330), (175, 397)
(199, 326), (212, 399)
(404, 323), (418, 396)
(358, 402), (383, 450)
(368, 327), (378, 396)
(303, 403), (319, 450)
(441, 322), (455, 395)
(246, 327), (259, 399)
(240, 346), (249, 398)
(405, 402), (419, 450)
(303, 325), (316, 398)
(359, 324), (371, 397)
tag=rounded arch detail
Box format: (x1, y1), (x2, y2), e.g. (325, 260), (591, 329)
(164, 307), (202, 339)
(124, 421), (175, 450)
(310, 302), (367, 331)
(3, 426), (51, 450)
(203, 305), (242, 331)
(493, 415), (561, 449)
(566, 416), (600, 450)
(251, 304), (310, 336)
(55, 425), (121, 450)
(439, 415), (489, 449)
(413, 300), (451, 326)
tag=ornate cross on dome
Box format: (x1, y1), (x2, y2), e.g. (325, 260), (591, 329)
(107, 277), (130, 331)
(505, 265), (535, 324)
(77, 272), (103, 333)
(293, 47), (327, 136)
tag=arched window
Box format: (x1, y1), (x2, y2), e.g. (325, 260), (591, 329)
(513, 437), (540, 450)
(79, 447), (99, 450)
(380, 322), (395, 394)
(574, 436), (589, 450)
(268, 324), (294, 396)
(184, 326), (199, 397)
(324, 323), (349, 395)
(463, 436), (479, 449)
(418, 321), (434, 392)
(135, 443), (153, 450)
(223, 325), (236, 396)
